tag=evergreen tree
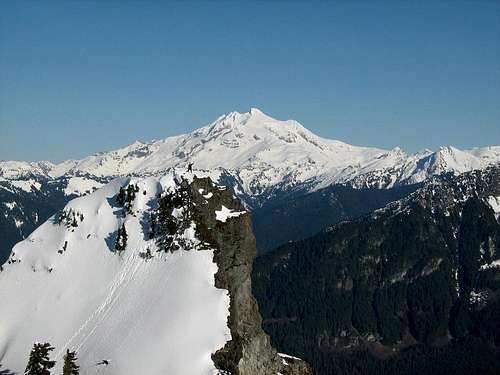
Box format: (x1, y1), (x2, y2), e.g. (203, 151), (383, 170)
(116, 187), (126, 206)
(121, 224), (128, 250)
(115, 226), (121, 251)
(149, 214), (157, 239)
(115, 224), (128, 252)
(126, 185), (135, 203)
(62, 349), (79, 375)
(124, 184), (136, 214)
(24, 342), (55, 375)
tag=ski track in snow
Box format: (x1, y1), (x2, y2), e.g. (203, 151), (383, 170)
(111, 254), (182, 357)
(55, 236), (143, 361)
(75, 253), (140, 354)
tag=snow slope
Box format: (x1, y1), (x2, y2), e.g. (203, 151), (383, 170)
(0, 173), (231, 374)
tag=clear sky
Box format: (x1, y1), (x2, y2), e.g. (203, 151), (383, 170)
(1, 1), (499, 162)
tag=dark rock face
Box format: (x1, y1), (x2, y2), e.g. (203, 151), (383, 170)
(156, 176), (312, 375)
(252, 166), (500, 374)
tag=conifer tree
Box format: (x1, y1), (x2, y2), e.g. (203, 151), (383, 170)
(121, 224), (128, 249)
(62, 349), (79, 375)
(124, 184), (136, 214)
(149, 214), (157, 239)
(115, 226), (122, 251)
(115, 224), (128, 252)
(126, 184), (135, 203)
(24, 342), (55, 375)
(116, 187), (126, 206)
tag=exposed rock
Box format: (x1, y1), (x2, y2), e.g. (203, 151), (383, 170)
(181, 176), (312, 375)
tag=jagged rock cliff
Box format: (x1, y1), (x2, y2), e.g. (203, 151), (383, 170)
(162, 176), (312, 375)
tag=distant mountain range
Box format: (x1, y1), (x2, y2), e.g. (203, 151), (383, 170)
(1, 108), (498, 263)
(2, 108), (499, 195)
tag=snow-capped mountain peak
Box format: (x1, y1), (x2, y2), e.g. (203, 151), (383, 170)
(1, 109), (499, 200)
(198, 107), (316, 146)
(428, 145), (486, 175)
(0, 160), (55, 179)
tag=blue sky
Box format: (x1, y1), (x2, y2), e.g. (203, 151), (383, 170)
(1, 1), (499, 162)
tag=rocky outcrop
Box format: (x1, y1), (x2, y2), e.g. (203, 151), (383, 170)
(180, 176), (312, 375)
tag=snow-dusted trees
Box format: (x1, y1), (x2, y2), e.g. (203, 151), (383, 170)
(156, 179), (195, 252)
(116, 187), (126, 206)
(125, 184), (139, 214)
(139, 247), (153, 261)
(57, 209), (83, 229)
(62, 349), (79, 375)
(116, 184), (140, 214)
(24, 342), (55, 375)
(148, 213), (157, 239)
(23, 344), (79, 375)
(115, 223), (128, 253)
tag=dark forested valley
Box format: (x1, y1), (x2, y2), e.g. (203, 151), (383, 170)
(253, 168), (500, 374)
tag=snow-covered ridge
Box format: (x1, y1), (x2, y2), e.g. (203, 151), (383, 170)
(1, 108), (499, 197)
(370, 165), (500, 222)
(0, 170), (312, 374)
(0, 172), (233, 374)
(0, 160), (55, 179)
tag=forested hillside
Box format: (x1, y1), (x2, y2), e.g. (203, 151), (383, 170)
(253, 167), (500, 374)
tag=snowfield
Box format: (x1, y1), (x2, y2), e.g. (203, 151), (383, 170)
(63, 176), (104, 196)
(0, 174), (231, 374)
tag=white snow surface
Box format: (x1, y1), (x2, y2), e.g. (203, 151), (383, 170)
(487, 195), (500, 220)
(481, 259), (500, 270)
(0, 173), (231, 375)
(215, 205), (246, 223)
(8, 178), (42, 192)
(63, 176), (104, 195)
(2, 108), (499, 197)
(3, 201), (16, 210)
